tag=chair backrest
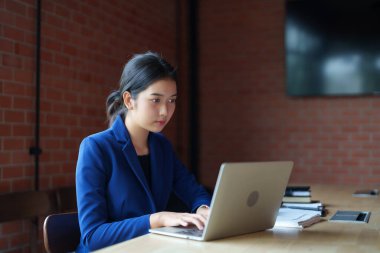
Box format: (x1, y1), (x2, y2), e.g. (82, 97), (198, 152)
(43, 212), (80, 253)
(0, 187), (77, 223)
(0, 190), (57, 223)
(55, 187), (77, 212)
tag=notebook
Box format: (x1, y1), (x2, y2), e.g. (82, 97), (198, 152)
(149, 161), (294, 241)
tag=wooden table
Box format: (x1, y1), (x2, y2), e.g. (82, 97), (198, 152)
(94, 185), (380, 253)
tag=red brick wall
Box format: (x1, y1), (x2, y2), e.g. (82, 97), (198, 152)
(1, 0), (180, 252)
(198, 0), (380, 189)
(1, 0), (38, 250)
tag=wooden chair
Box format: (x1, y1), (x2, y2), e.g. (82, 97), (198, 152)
(43, 212), (80, 253)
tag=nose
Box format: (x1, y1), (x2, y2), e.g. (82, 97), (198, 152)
(159, 104), (167, 117)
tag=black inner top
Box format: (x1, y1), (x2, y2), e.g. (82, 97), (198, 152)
(138, 154), (151, 189)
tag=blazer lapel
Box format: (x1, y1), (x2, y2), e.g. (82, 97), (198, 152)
(112, 115), (157, 212)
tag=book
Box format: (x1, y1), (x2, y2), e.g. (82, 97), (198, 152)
(282, 196), (312, 203)
(274, 208), (321, 229)
(285, 186), (311, 197)
(285, 191), (311, 197)
(281, 201), (325, 216)
(286, 186), (310, 191)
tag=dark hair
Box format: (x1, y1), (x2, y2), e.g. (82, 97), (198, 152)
(106, 51), (177, 125)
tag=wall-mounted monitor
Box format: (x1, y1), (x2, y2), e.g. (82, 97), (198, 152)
(285, 0), (380, 96)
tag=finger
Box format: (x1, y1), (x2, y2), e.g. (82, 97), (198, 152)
(192, 214), (207, 225)
(183, 215), (204, 230)
(179, 220), (189, 227)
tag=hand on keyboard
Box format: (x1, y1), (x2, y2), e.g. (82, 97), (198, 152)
(150, 211), (207, 230)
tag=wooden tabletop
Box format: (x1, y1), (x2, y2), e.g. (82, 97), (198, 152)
(94, 185), (380, 253)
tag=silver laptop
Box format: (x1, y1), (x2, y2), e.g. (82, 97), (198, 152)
(149, 161), (293, 241)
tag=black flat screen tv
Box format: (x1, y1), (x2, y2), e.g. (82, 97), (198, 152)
(285, 0), (380, 96)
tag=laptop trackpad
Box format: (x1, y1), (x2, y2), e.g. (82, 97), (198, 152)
(150, 226), (203, 237)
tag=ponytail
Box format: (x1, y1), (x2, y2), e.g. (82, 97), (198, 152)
(106, 90), (124, 126)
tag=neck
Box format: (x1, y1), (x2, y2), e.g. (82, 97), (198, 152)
(125, 115), (149, 155)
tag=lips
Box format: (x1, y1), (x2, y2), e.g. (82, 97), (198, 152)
(156, 120), (166, 126)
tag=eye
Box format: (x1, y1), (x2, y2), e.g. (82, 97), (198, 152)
(168, 98), (176, 104)
(150, 98), (160, 103)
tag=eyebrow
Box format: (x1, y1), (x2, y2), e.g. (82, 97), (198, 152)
(150, 93), (177, 97)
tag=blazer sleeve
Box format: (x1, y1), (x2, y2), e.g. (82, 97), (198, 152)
(76, 137), (150, 251)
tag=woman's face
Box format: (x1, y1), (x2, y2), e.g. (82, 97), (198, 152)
(128, 78), (177, 133)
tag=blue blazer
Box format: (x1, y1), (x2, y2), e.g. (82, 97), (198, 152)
(75, 115), (211, 252)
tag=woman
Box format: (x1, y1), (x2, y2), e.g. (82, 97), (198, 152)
(75, 52), (211, 252)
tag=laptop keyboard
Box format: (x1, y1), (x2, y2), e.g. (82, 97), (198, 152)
(176, 227), (204, 237)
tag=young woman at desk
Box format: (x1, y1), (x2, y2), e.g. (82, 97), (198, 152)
(75, 52), (211, 252)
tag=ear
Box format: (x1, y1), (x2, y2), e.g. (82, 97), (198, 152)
(122, 91), (134, 110)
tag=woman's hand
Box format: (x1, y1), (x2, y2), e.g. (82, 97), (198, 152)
(150, 211), (207, 230)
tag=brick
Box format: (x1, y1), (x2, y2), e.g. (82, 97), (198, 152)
(50, 102), (68, 114)
(42, 63), (61, 76)
(11, 178), (33, 191)
(11, 151), (32, 164)
(12, 125), (32, 136)
(50, 127), (68, 137)
(3, 26), (24, 41)
(23, 165), (34, 177)
(13, 69), (34, 83)
(26, 3), (35, 18)
(45, 13), (64, 28)
(41, 50), (53, 62)
(13, 96), (33, 109)
(2, 166), (24, 179)
(44, 87), (63, 101)
(0, 8), (14, 24)
(55, 4), (70, 19)
(14, 43), (34, 57)
(54, 53), (70, 66)
(3, 138), (25, 150)
(2, 54), (22, 68)
(0, 95), (12, 108)
(20, 58), (33, 72)
(4, 110), (25, 123)
(72, 13), (86, 25)
(14, 15), (33, 31)
(52, 175), (68, 187)
(1, 221), (23, 234)
(0, 69), (13, 84)
(43, 37), (62, 52)
(352, 134), (370, 142)
(5, 0), (27, 16)
(41, 138), (61, 149)
(62, 44), (77, 56)
(23, 31), (35, 45)
(0, 38), (14, 52)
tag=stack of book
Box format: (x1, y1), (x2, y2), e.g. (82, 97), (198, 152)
(282, 186), (326, 216)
